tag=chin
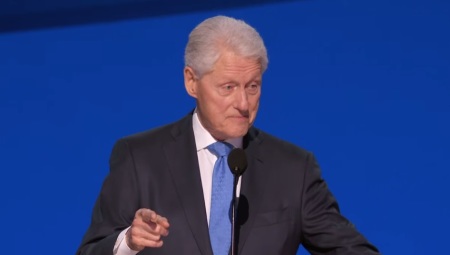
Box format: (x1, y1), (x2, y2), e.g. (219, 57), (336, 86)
(216, 125), (250, 140)
(230, 129), (249, 138)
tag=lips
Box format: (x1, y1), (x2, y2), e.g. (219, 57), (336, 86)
(230, 116), (249, 120)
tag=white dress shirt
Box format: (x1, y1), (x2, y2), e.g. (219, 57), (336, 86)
(113, 112), (243, 255)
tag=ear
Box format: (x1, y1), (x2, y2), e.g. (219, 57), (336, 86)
(184, 66), (198, 98)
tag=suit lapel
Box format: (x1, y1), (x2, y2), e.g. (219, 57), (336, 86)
(163, 115), (213, 255)
(237, 127), (269, 252)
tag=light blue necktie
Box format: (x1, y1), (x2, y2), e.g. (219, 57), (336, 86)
(208, 141), (233, 255)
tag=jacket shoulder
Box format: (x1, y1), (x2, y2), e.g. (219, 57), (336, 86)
(254, 128), (312, 161)
(116, 114), (191, 150)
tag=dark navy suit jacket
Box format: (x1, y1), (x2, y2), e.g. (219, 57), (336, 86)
(77, 113), (379, 255)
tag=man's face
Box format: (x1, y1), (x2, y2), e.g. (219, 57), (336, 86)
(184, 51), (262, 140)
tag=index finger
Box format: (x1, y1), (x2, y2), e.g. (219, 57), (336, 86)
(136, 208), (157, 224)
(136, 209), (170, 228)
(153, 215), (170, 228)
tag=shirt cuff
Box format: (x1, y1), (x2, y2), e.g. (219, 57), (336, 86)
(113, 227), (139, 255)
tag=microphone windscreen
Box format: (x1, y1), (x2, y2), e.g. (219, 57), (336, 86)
(227, 148), (248, 176)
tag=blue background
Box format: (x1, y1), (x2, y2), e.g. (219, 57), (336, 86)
(1, 0), (449, 254)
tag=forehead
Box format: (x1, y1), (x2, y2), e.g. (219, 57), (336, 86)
(210, 51), (262, 78)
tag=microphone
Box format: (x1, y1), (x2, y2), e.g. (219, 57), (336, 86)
(228, 148), (247, 176)
(227, 148), (247, 255)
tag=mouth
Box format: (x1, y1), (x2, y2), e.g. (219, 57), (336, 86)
(229, 115), (249, 121)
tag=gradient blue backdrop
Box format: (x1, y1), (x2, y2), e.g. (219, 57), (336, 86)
(1, 0), (449, 254)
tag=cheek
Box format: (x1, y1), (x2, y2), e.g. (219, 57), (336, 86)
(214, 99), (234, 114)
(205, 101), (229, 125)
(249, 100), (260, 122)
(249, 98), (260, 112)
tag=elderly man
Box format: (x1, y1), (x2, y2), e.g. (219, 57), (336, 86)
(77, 15), (379, 255)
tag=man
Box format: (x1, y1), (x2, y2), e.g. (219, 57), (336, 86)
(77, 15), (379, 255)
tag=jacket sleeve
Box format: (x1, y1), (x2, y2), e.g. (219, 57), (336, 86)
(300, 153), (380, 254)
(76, 139), (140, 255)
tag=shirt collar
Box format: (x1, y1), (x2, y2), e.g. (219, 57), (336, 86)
(192, 110), (243, 151)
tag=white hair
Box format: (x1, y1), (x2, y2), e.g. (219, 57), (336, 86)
(184, 15), (268, 77)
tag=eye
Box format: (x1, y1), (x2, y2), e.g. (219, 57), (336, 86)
(218, 83), (236, 95)
(246, 83), (260, 94)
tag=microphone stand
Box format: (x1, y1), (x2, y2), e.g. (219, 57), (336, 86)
(227, 148), (247, 255)
(231, 170), (239, 255)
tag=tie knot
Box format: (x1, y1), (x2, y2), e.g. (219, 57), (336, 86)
(207, 142), (233, 157)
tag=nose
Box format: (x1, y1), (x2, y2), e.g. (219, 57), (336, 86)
(234, 87), (249, 111)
